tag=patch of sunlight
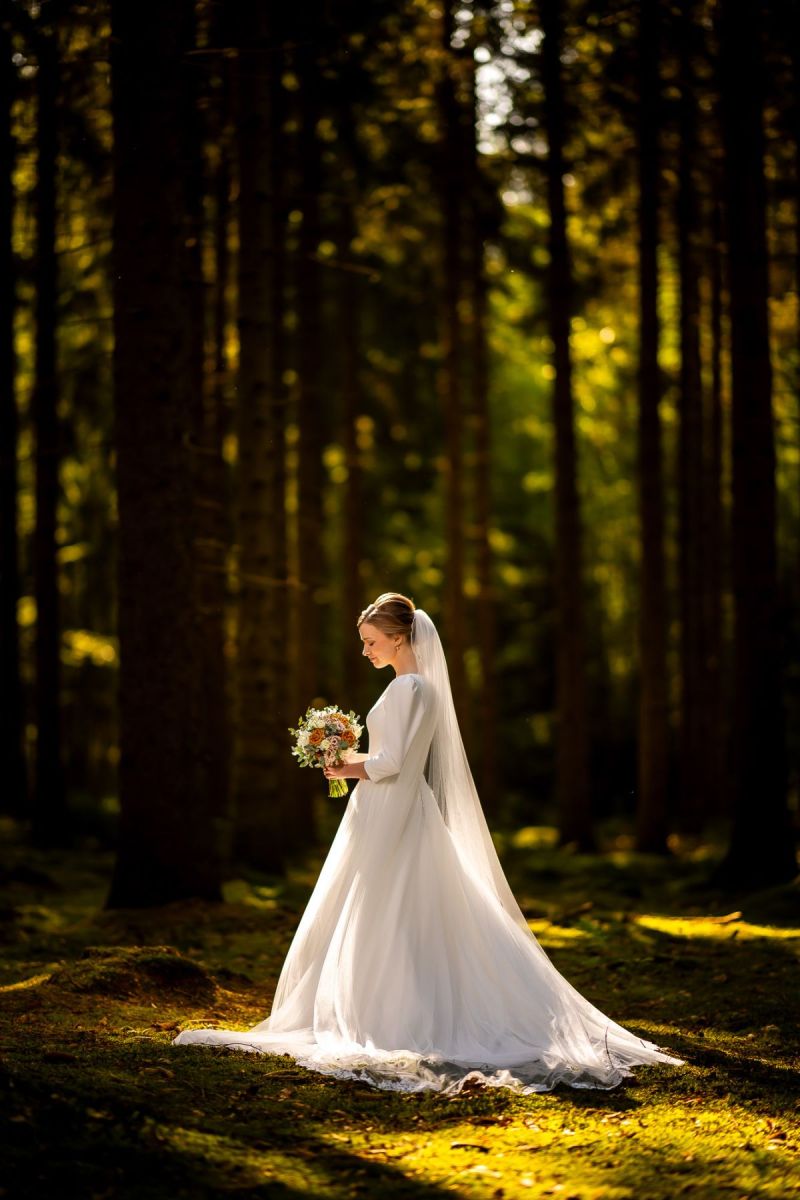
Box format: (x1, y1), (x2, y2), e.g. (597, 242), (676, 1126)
(17, 595), (35, 626)
(222, 432), (237, 465)
(0, 972), (53, 993)
(156, 1124), (323, 1190)
(488, 526), (515, 553)
(62, 629), (118, 668)
(499, 563), (525, 587)
(521, 469), (551, 493)
(223, 880), (280, 910)
(527, 713), (552, 745)
(529, 919), (589, 944)
(635, 914), (800, 942)
(511, 825), (559, 850)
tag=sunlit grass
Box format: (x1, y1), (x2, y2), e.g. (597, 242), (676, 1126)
(1, 827), (798, 1200)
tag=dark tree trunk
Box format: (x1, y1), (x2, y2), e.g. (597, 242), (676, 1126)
(293, 4), (325, 708)
(191, 6), (233, 870)
(703, 192), (727, 820)
(540, 0), (593, 851)
(232, 6), (294, 871)
(634, 0), (669, 854)
(791, 15), (800, 602)
(281, 7), (326, 846)
(714, 0), (796, 887)
(31, 26), (66, 846)
(0, 16), (27, 818)
(676, 0), (708, 834)
(437, 0), (468, 732)
(338, 205), (365, 702)
(465, 56), (498, 814)
(107, 0), (225, 908)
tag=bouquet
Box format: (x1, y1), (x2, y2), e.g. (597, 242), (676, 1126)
(288, 704), (363, 798)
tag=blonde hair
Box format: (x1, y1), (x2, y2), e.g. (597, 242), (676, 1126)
(357, 592), (416, 642)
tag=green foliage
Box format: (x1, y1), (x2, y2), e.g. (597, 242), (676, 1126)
(1, 835), (798, 1198)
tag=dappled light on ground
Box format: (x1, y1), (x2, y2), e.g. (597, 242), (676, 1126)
(0, 830), (798, 1198)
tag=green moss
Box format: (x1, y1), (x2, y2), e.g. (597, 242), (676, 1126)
(44, 945), (217, 1003)
(0, 832), (798, 1199)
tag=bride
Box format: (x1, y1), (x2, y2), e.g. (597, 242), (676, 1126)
(173, 592), (685, 1094)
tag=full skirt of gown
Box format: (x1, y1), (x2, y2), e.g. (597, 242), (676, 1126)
(173, 674), (686, 1094)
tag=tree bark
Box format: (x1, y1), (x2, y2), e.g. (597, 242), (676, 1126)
(31, 24), (66, 846)
(190, 4), (233, 870)
(107, 0), (225, 907)
(633, 0), (670, 854)
(232, 5), (294, 871)
(713, 0), (796, 886)
(436, 0), (468, 733)
(540, 0), (593, 850)
(464, 54), (498, 814)
(338, 201), (365, 702)
(293, 5), (325, 705)
(703, 193), (727, 821)
(676, 0), (708, 834)
(0, 15), (27, 818)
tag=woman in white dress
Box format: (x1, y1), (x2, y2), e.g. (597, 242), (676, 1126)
(173, 592), (685, 1094)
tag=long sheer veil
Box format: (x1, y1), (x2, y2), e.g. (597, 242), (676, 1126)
(410, 608), (532, 936)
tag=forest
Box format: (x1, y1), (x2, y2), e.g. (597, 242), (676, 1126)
(0, 0), (799, 1197)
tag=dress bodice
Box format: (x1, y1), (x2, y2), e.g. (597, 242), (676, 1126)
(361, 673), (435, 786)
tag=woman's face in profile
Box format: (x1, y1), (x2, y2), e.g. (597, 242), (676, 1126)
(358, 623), (396, 669)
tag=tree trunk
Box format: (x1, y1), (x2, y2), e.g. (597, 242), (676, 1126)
(437, 0), (468, 732)
(0, 16), (27, 818)
(293, 5), (325, 708)
(791, 16), (800, 608)
(232, 6), (294, 871)
(703, 190), (727, 821)
(190, 7), (233, 870)
(633, 0), (670, 854)
(713, 0), (796, 887)
(31, 25), (66, 846)
(540, 0), (594, 851)
(106, 0), (225, 908)
(338, 203), (365, 702)
(676, 0), (707, 834)
(464, 55), (498, 814)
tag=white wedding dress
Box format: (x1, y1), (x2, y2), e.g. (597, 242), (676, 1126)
(173, 665), (685, 1094)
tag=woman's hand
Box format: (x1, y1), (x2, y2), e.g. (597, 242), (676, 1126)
(323, 760), (370, 782)
(323, 762), (351, 781)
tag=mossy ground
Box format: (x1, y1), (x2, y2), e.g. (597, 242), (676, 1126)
(1, 819), (799, 1199)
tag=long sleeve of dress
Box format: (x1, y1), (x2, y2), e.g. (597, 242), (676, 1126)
(362, 675), (427, 783)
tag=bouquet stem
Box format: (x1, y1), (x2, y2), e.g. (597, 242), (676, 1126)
(328, 778), (349, 798)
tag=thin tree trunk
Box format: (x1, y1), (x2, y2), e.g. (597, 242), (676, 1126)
(634, 0), (669, 854)
(465, 56), (498, 814)
(0, 15), (27, 818)
(676, 0), (707, 834)
(190, 7), (233, 870)
(233, 7), (293, 871)
(31, 25), (65, 846)
(339, 203), (365, 701)
(437, 0), (468, 730)
(703, 193), (726, 821)
(714, 0), (796, 887)
(107, 0), (224, 907)
(264, 13), (294, 852)
(791, 16), (800, 604)
(540, 0), (593, 851)
(294, 5), (325, 710)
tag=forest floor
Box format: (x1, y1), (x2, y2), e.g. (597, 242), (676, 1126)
(0, 818), (799, 1200)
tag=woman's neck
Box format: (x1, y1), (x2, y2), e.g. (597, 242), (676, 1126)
(393, 648), (419, 676)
